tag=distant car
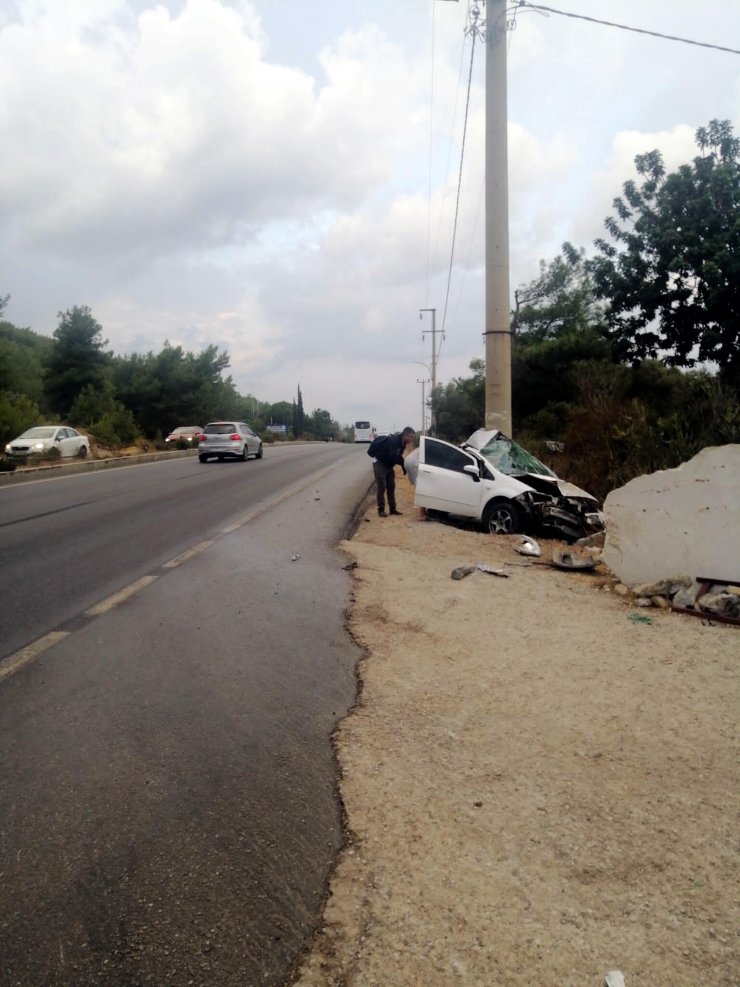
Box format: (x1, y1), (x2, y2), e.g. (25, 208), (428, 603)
(165, 426), (202, 444)
(414, 429), (604, 542)
(5, 426), (89, 462)
(198, 422), (263, 463)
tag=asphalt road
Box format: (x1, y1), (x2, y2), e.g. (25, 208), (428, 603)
(0, 444), (372, 986)
(0, 443), (360, 661)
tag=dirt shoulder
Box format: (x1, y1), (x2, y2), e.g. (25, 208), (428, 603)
(292, 474), (738, 986)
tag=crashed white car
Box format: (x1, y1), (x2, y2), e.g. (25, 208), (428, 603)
(414, 429), (604, 541)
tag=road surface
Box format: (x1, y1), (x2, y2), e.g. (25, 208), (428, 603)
(0, 444), (371, 986)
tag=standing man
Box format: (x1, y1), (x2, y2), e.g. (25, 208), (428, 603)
(368, 427), (416, 517)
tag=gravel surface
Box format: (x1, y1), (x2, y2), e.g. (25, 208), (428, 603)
(290, 472), (738, 987)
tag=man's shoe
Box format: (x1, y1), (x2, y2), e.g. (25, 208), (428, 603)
(378, 510), (387, 517)
(390, 509), (403, 516)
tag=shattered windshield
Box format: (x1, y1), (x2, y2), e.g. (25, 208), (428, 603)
(474, 434), (557, 478)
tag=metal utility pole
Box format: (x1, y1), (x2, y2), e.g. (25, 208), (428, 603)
(413, 362), (433, 434)
(483, 0), (512, 434)
(416, 378), (429, 432)
(419, 308), (441, 434)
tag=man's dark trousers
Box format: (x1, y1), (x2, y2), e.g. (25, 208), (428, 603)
(373, 461), (397, 513)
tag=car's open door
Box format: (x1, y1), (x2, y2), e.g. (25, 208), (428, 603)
(415, 436), (484, 517)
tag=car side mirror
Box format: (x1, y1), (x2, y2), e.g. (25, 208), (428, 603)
(463, 463), (480, 482)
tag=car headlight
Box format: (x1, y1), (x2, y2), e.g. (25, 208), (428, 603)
(4, 444), (11, 453)
(33, 442), (45, 450)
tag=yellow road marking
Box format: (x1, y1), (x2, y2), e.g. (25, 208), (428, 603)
(163, 540), (214, 568)
(84, 575), (158, 617)
(0, 631), (70, 682)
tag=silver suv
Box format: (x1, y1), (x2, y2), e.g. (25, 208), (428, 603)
(198, 422), (263, 463)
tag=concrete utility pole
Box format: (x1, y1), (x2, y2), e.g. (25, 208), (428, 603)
(483, 0), (513, 434)
(419, 308), (441, 434)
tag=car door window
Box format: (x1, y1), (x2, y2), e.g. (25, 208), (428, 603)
(424, 439), (478, 474)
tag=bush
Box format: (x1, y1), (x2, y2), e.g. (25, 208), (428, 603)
(90, 403), (140, 449)
(68, 384), (116, 427)
(0, 392), (41, 448)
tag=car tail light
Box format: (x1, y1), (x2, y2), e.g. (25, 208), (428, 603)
(198, 434), (207, 442)
(229, 433), (240, 441)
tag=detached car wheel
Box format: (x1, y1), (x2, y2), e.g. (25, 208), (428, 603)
(482, 498), (522, 535)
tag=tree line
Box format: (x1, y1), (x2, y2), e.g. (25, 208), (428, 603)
(2, 118), (737, 487)
(0, 302), (344, 451)
(434, 119), (739, 498)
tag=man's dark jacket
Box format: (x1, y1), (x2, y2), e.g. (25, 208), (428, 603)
(368, 433), (406, 472)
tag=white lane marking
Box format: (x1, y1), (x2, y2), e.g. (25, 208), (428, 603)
(163, 540), (214, 568)
(84, 575), (159, 617)
(0, 631), (70, 682)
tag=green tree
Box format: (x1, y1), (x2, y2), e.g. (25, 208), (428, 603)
(434, 359), (485, 442)
(511, 245), (614, 431)
(44, 306), (111, 417)
(111, 343), (235, 436)
(90, 404), (140, 449)
(0, 321), (53, 408)
(293, 385), (305, 436)
(69, 381), (118, 426)
(590, 119), (740, 387)
(308, 408), (337, 440)
(0, 392), (41, 448)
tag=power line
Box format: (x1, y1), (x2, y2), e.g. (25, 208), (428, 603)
(513, 1), (740, 56)
(425, 2), (436, 308)
(441, 7), (479, 337)
(430, 20), (470, 285)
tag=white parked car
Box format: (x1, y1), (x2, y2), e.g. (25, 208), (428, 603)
(5, 426), (89, 462)
(198, 422), (263, 463)
(414, 429), (604, 542)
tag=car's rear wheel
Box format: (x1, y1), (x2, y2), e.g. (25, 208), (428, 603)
(240, 444), (249, 461)
(256, 443), (263, 459)
(77, 445), (88, 459)
(199, 454), (208, 463)
(482, 498), (522, 535)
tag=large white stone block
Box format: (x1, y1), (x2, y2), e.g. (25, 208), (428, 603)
(602, 445), (740, 587)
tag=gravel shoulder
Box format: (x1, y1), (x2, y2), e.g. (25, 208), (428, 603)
(291, 473), (738, 987)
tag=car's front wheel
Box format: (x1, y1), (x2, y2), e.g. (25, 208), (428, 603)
(482, 498), (522, 535)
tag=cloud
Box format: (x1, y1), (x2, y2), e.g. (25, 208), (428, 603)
(0, 0), (424, 266)
(1, 0), (739, 432)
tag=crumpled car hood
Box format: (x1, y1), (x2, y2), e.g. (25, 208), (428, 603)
(517, 471), (598, 504)
(464, 428), (598, 504)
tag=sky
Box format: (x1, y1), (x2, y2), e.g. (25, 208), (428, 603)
(1, 0), (739, 433)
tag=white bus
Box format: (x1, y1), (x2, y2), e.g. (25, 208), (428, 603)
(353, 420), (376, 443)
